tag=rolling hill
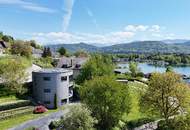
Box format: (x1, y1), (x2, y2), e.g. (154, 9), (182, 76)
(47, 40), (190, 54)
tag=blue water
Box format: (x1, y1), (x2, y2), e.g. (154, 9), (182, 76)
(117, 63), (190, 76)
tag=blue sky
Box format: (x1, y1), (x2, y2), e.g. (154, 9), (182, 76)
(0, 0), (190, 45)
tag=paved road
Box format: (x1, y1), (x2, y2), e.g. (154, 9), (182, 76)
(9, 108), (69, 130)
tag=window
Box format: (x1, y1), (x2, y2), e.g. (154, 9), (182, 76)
(61, 99), (67, 104)
(61, 76), (67, 81)
(44, 89), (51, 93)
(69, 75), (73, 82)
(44, 101), (50, 104)
(43, 77), (51, 81)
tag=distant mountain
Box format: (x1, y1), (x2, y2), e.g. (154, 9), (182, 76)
(48, 40), (190, 54)
(162, 39), (189, 44)
(47, 42), (99, 53)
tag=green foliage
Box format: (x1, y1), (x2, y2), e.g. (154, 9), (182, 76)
(0, 100), (31, 111)
(76, 54), (114, 84)
(129, 62), (140, 77)
(33, 57), (53, 68)
(127, 118), (155, 129)
(166, 66), (174, 72)
(80, 76), (131, 129)
(157, 114), (190, 130)
(140, 72), (190, 127)
(0, 106), (33, 121)
(42, 47), (52, 58)
(0, 57), (28, 95)
(11, 40), (32, 57)
(57, 47), (66, 56)
(74, 50), (88, 57)
(49, 105), (97, 130)
(54, 94), (57, 109)
(27, 40), (42, 49)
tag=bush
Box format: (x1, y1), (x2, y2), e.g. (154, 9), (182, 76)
(157, 114), (190, 130)
(0, 106), (33, 120)
(0, 100), (31, 111)
(127, 118), (155, 129)
(49, 120), (60, 129)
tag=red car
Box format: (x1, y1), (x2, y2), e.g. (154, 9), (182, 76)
(33, 105), (48, 114)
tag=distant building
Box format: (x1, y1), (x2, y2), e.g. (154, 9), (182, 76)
(32, 68), (73, 108)
(32, 47), (43, 58)
(0, 41), (8, 55)
(57, 56), (88, 79)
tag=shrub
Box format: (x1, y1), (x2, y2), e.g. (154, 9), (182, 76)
(126, 118), (155, 129)
(157, 114), (190, 130)
(0, 100), (31, 111)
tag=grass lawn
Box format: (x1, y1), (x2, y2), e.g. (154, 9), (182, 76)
(122, 81), (150, 122)
(0, 107), (64, 130)
(0, 96), (18, 104)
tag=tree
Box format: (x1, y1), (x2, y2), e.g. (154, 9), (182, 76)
(11, 40), (32, 57)
(58, 105), (97, 130)
(129, 62), (139, 77)
(74, 50), (88, 57)
(76, 54), (114, 84)
(0, 58), (27, 94)
(42, 47), (52, 57)
(57, 47), (66, 56)
(80, 76), (131, 129)
(166, 66), (174, 72)
(140, 72), (190, 127)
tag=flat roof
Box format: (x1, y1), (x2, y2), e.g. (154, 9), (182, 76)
(33, 68), (72, 74)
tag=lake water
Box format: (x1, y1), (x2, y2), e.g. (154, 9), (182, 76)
(117, 63), (190, 76)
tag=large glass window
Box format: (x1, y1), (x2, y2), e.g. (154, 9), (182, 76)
(44, 101), (51, 104)
(44, 89), (51, 93)
(43, 77), (51, 81)
(61, 76), (67, 81)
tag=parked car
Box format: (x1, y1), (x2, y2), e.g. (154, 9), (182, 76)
(33, 105), (48, 114)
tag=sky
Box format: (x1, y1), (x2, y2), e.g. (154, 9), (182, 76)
(0, 0), (190, 45)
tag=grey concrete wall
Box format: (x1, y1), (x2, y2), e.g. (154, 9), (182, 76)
(32, 70), (73, 109)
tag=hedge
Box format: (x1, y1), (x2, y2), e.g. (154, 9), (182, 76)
(0, 106), (34, 120)
(0, 100), (31, 111)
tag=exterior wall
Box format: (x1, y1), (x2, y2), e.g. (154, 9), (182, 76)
(32, 70), (73, 109)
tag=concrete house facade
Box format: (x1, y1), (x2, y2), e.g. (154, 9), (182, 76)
(32, 68), (73, 108)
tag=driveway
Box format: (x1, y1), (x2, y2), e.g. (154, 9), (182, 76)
(9, 103), (80, 130)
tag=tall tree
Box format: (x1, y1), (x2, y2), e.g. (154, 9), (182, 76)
(0, 58), (27, 94)
(76, 54), (114, 84)
(140, 72), (190, 127)
(80, 76), (131, 129)
(11, 40), (32, 57)
(129, 62), (140, 77)
(57, 47), (66, 56)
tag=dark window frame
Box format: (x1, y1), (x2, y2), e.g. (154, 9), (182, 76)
(61, 76), (67, 81)
(43, 77), (51, 81)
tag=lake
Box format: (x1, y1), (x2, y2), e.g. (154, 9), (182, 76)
(116, 63), (190, 76)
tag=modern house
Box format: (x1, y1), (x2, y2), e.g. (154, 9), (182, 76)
(57, 56), (88, 79)
(0, 41), (8, 55)
(32, 68), (73, 108)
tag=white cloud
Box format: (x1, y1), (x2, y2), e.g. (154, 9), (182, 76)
(149, 25), (161, 32)
(30, 31), (135, 45)
(62, 0), (75, 32)
(0, 0), (56, 13)
(125, 25), (149, 32)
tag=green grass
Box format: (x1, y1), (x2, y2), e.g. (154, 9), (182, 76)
(122, 82), (148, 122)
(0, 96), (18, 104)
(0, 107), (64, 130)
